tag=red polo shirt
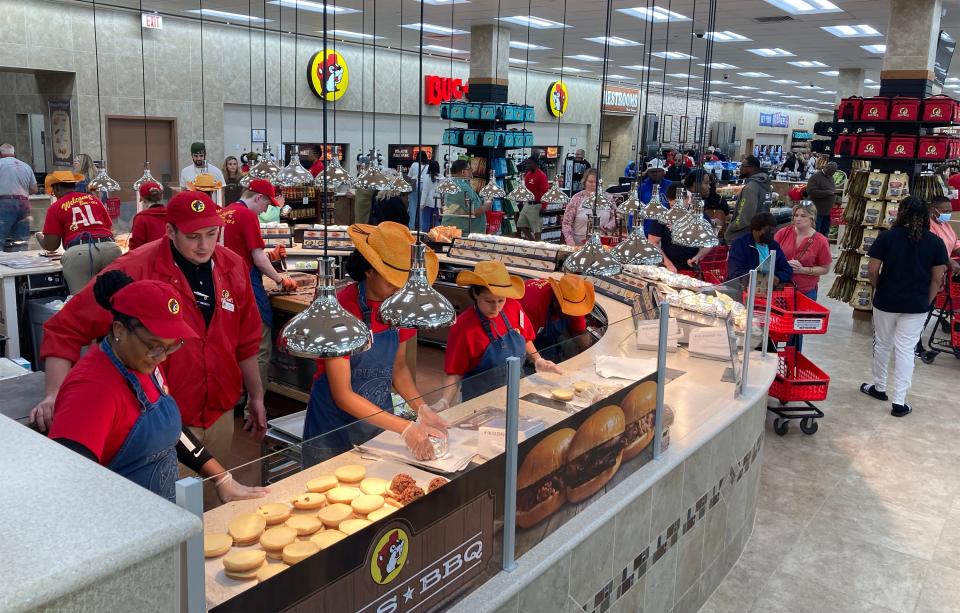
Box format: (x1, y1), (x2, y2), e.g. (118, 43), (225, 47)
(444, 299), (535, 376)
(129, 205), (168, 249)
(44, 192), (113, 246)
(220, 201), (265, 271)
(519, 278), (587, 337)
(525, 168), (551, 210)
(48, 343), (162, 465)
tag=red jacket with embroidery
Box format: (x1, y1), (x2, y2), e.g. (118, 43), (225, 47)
(128, 205), (168, 249)
(41, 239), (262, 428)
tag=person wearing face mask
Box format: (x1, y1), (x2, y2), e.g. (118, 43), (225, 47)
(726, 212), (793, 287)
(179, 142), (224, 189)
(32, 191), (270, 504)
(298, 222), (449, 465)
(928, 195), (960, 275)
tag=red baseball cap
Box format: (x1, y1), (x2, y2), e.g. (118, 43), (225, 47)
(110, 280), (198, 341)
(138, 181), (162, 200)
(247, 178), (281, 207)
(165, 191), (224, 233)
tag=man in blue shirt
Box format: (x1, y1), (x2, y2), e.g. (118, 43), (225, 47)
(727, 212), (792, 286)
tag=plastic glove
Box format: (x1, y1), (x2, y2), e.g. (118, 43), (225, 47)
(400, 421), (444, 461)
(267, 245), (287, 262)
(417, 401), (449, 432)
(280, 276), (298, 292)
(214, 473), (270, 503)
(534, 357), (563, 375)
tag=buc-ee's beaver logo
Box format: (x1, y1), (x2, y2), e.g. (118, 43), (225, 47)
(308, 50), (349, 101)
(927, 145), (938, 154)
(190, 199), (205, 213)
(167, 298), (180, 314)
(371, 528), (409, 585)
(931, 107), (944, 118)
(894, 144), (906, 155)
(864, 143), (876, 153)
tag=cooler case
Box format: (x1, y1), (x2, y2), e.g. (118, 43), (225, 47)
(501, 105), (524, 121)
(918, 135), (950, 160)
(449, 104), (466, 120)
(464, 104), (481, 120)
(922, 95), (960, 123)
(523, 105), (536, 121)
(838, 97), (863, 121)
(834, 133), (858, 156)
(856, 133), (886, 158)
(890, 97), (921, 121)
(461, 130), (482, 147)
(886, 135), (916, 158)
(480, 104), (500, 121)
(859, 97), (890, 121)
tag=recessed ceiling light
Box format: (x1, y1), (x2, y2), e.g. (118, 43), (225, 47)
(770, 79), (800, 84)
(754, 98), (771, 102)
(730, 95), (750, 99)
(555, 66), (591, 73)
(415, 0), (470, 5)
(187, 9), (269, 22)
(864, 84), (881, 89)
(618, 6), (690, 22)
(667, 73), (701, 79)
(802, 98), (822, 102)
(821, 24), (881, 38)
(817, 90), (837, 94)
(818, 70), (840, 76)
(509, 57), (538, 65)
(705, 31), (751, 42)
(401, 23), (467, 35)
(510, 41), (550, 50)
(702, 62), (739, 69)
(860, 44), (887, 54)
(739, 71), (772, 78)
(326, 29), (382, 41)
(709, 80), (728, 84)
(795, 84), (823, 90)
(748, 48), (795, 57)
(652, 51), (696, 60)
(759, 90), (783, 95)
(787, 60), (829, 68)
(421, 45), (468, 54)
(734, 85), (759, 90)
(621, 64), (662, 71)
(586, 36), (641, 46)
(762, 0), (841, 15)
(268, 1), (358, 13)
(498, 15), (568, 29)
(607, 74), (632, 80)
(565, 54), (606, 62)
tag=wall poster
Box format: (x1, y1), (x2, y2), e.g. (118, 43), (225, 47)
(678, 116), (689, 145)
(661, 115), (673, 143)
(48, 100), (73, 166)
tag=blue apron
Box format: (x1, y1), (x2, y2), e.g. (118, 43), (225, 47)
(250, 267), (273, 327)
(101, 339), (181, 501)
(302, 282), (400, 466)
(461, 307), (527, 401)
(533, 301), (570, 350)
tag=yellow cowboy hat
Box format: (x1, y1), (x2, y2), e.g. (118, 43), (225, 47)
(455, 261), (525, 299)
(347, 222), (439, 288)
(187, 172), (223, 192)
(548, 274), (596, 317)
(45, 170), (86, 194)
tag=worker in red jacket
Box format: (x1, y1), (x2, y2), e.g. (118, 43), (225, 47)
(129, 181), (167, 249)
(31, 191), (269, 501)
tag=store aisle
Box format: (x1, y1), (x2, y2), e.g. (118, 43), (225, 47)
(701, 273), (960, 613)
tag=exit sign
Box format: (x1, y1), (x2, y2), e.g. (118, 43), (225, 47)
(141, 13), (162, 29)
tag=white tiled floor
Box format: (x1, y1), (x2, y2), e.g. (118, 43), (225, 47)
(700, 272), (960, 613)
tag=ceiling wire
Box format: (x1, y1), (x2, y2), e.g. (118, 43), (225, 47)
(138, 0), (148, 166)
(553, 0), (568, 155)
(592, 0), (614, 198)
(633, 0), (654, 169)
(657, 0), (675, 147)
(91, 0), (105, 164)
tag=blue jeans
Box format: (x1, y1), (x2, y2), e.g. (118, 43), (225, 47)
(407, 189), (420, 230)
(0, 197), (30, 248)
(420, 206), (438, 233)
(816, 215), (830, 237)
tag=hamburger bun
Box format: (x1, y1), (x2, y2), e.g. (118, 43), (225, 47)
(516, 428), (575, 529)
(566, 458), (623, 504)
(620, 381), (657, 461)
(565, 406), (625, 503)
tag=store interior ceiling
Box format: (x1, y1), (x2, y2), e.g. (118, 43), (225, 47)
(69, 0), (960, 114)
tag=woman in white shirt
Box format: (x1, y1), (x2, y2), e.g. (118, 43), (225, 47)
(418, 161), (441, 231)
(561, 169), (616, 246)
(406, 152), (429, 229)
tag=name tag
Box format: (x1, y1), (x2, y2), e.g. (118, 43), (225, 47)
(221, 299), (235, 312)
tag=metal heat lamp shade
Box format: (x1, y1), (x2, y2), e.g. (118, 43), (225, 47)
(353, 162), (394, 191)
(391, 166), (413, 194)
(611, 217), (663, 266)
(379, 243), (456, 330)
(132, 162), (158, 192)
(279, 257), (373, 358)
(435, 173), (462, 195)
(88, 163), (121, 193)
(274, 145), (315, 188)
(579, 179), (613, 211)
(505, 181), (534, 204)
(563, 217), (622, 277)
(672, 196), (720, 248)
(478, 170), (505, 199)
(541, 175), (569, 205)
(617, 181), (642, 216)
(242, 147), (281, 187)
(640, 182), (669, 222)
(316, 155), (352, 191)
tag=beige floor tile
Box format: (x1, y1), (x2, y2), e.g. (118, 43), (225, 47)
(915, 563), (960, 613)
(932, 505), (960, 571)
(748, 568), (899, 613)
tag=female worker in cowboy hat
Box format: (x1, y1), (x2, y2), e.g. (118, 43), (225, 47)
(298, 222), (449, 465)
(442, 261), (562, 402)
(519, 274), (596, 358)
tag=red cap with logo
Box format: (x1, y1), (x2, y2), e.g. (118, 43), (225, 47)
(110, 280), (198, 340)
(247, 178), (281, 207)
(138, 181), (163, 200)
(165, 191), (224, 233)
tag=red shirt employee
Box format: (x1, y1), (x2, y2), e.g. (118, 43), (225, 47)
(519, 275), (595, 354)
(37, 170), (122, 294)
(33, 191), (269, 503)
(295, 222), (448, 465)
(129, 181), (167, 249)
(524, 160), (551, 211)
(442, 261), (562, 402)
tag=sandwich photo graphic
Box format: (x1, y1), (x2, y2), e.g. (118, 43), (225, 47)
(620, 381), (657, 461)
(516, 428), (575, 529)
(564, 406), (626, 503)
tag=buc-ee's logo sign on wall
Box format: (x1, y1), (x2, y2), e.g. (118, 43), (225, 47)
(547, 81), (568, 117)
(424, 75), (468, 105)
(308, 50), (349, 101)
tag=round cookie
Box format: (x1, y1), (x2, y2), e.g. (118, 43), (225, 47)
(257, 563), (289, 582)
(360, 477), (388, 496)
(326, 486), (361, 505)
(339, 518), (372, 535)
(551, 388), (574, 401)
(335, 464), (366, 483)
(228, 513), (267, 545)
(204, 533), (233, 558)
(282, 540), (321, 565)
(310, 530), (348, 549)
(306, 475), (338, 493)
(351, 494), (385, 515)
(260, 526), (297, 552)
(223, 549), (267, 573)
(367, 506), (397, 522)
(317, 503), (353, 528)
(225, 562), (266, 582)
(257, 503), (292, 525)
(291, 492), (326, 510)
(285, 514), (323, 536)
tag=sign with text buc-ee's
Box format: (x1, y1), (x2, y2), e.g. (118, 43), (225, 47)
(424, 76), (469, 105)
(759, 112), (789, 128)
(308, 49), (349, 101)
(601, 84), (640, 115)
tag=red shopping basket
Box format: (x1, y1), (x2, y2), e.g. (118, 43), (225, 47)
(768, 347), (830, 403)
(485, 210), (504, 234)
(105, 197), (121, 218)
(697, 245), (729, 285)
(747, 285), (830, 343)
(829, 206), (845, 227)
(933, 273), (960, 311)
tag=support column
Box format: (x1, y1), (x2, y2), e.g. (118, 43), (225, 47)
(880, 0), (942, 97)
(468, 25), (510, 102)
(836, 68), (865, 104)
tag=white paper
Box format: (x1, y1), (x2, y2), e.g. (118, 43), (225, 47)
(688, 326), (732, 360)
(595, 355), (658, 380)
(359, 428), (478, 474)
(635, 318), (679, 352)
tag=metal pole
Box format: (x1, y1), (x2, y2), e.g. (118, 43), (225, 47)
(741, 269), (758, 396)
(653, 302), (669, 460)
(761, 250), (775, 359)
(176, 477), (205, 613)
(501, 356), (522, 573)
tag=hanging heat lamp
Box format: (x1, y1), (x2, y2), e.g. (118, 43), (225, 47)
(617, 182), (641, 217)
(242, 144), (281, 187)
(353, 162), (394, 191)
(541, 175), (569, 206)
(672, 193), (720, 248)
(611, 180), (662, 266)
(275, 145), (315, 188)
(391, 166), (413, 194)
(641, 182), (669, 222)
(580, 178), (614, 211)
(89, 160), (121, 193)
(132, 162), (158, 192)
(133, 0), (155, 196)
(478, 170), (506, 199)
(317, 154), (352, 191)
(505, 180), (535, 204)
(87, 0), (120, 193)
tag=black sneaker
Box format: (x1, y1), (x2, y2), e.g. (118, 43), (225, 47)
(891, 403), (912, 417)
(860, 383), (888, 401)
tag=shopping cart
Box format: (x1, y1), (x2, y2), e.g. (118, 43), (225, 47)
(917, 272), (960, 364)
(695, 245), (729, 285)
(768, 346), (830, 435)
(753, 285), (831, 344)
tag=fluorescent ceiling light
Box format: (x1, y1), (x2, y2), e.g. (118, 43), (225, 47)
(819, 70), (840, 76)
(586, 36), (641, 46)
(498, 15), (568, 29)
(860, 44), (887, 54)
(648, 80), (664, 85)
(401, 23), (467, 35)
(770, 79), (800, 84)
(802, 98), (822, 102)
(821, 24), (881, 38)
(762, 0), (841, 15)
(667, 73), (701, 79)
(759, 90), (783, 95)
(416, 0), (470, 5)
(421, 45), (468, 54)
(754, 98), (771, 102)
(705, 31), (751, 42)
(565, 54), (606, 62)
(509, 57), (538, 64)
(734, 85), (759, 90)
(781, 95), (803, 99)
(817, 90), (837, 94)
(748, 48), (795, 57)
(730, 95), (750, 99)
(676, 86), (700, 90)
(709, 80), (728, 84)
(618, 6), (690, 22)
(787, 60), (829, 68)
(946, 77), (960, 83)
(510, 41), (550, 50)
(621, 64), (662, 71)
(652, 51), (695, 60)
(947, 84), (960, 90)
(864, 84), (880, 89)
(701, 62), (739, 69)
(555, 66), (590, 73)
(187, 9), (268, 22)
(739, 71), (772, 78)
(795, 84), (823, 90)
(268, 1), (358, 13)
(327, 29), (382, 40)
(607, 74), (632, 80)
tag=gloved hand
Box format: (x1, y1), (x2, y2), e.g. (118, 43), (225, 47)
(534, 357), (563, 375)
(268, 245), (287, 262)
(214, 473), (271, 503)
(400, 421), (444, 461)
(280, 276), (298, 292)
(417, 401), (449, 432)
